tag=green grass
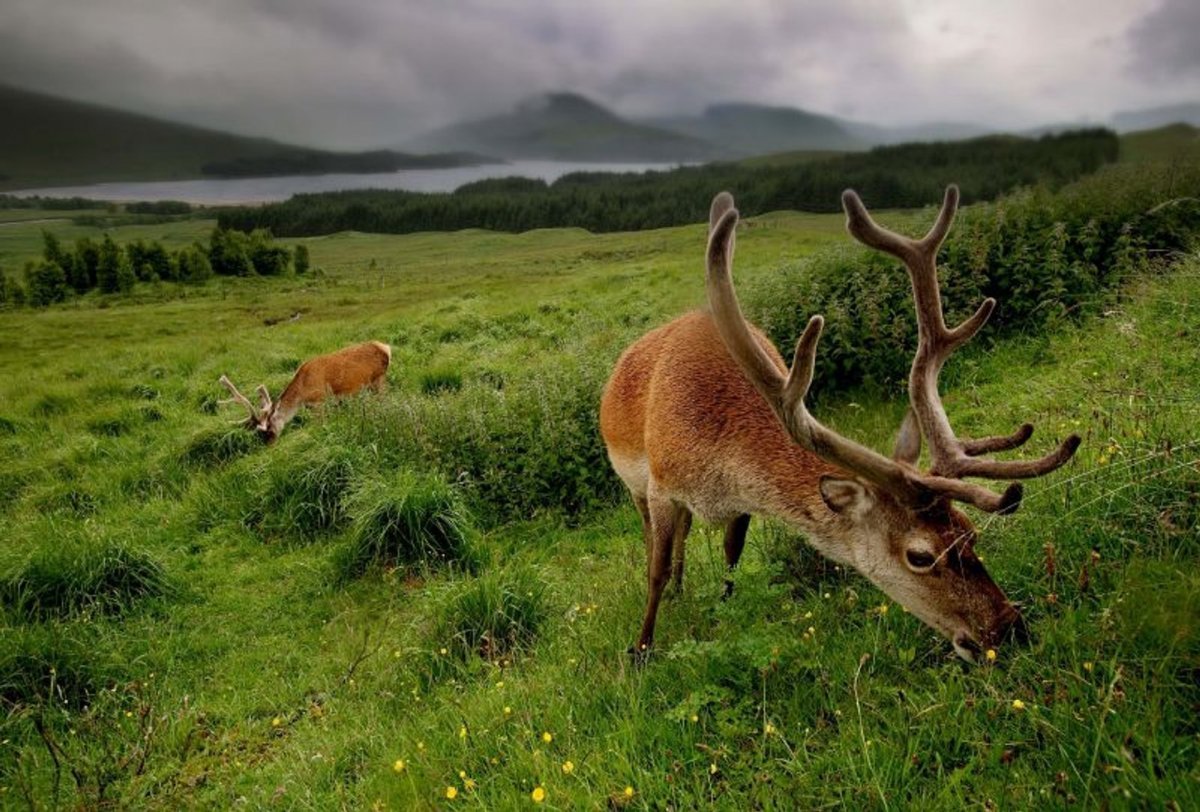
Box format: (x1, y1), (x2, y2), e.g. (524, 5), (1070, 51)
(0, 205), (1195, 809)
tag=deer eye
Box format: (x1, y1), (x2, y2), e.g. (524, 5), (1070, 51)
(906, 550), (937, 570)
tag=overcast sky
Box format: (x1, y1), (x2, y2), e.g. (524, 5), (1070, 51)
(1, 0), (1197, 149)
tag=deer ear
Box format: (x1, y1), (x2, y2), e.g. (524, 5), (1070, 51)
(819, 476), (874, 517)
(893, 408), (921, 464)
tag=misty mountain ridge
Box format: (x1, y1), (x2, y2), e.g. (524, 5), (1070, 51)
(405, 92), (717, 162)
(412, 92), (1200, 162)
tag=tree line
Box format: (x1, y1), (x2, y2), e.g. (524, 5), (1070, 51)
(217, 129), (1119, 237)
(0, 229), (309, 309)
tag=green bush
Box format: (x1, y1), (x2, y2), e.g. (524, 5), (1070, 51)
(430, 566), (549, 663)
(2, 541), (171, 620)
(334, 473), (477, 580)
(335, 358), (621, 524)
(747, 162), (1200, 398)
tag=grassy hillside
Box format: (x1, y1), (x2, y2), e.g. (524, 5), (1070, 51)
(1118, 123), (1200, 164)
(0, 84), (486, 192)
(0, 201), (1196, 808)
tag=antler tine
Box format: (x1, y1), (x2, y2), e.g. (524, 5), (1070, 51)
(704, 193), (923, 506)
(255, 384), (273, 414)
(218, 375), (260, 423)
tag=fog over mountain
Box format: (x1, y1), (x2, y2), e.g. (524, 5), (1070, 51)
(0, 0), (1197, 150)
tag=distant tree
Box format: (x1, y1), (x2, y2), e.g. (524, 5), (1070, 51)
(25, 260), (68, 307)
(247, 229), (291, 276)
(208, 228), (254, 276)
(143, 241), (176, 281)
(176, 245), (213, 285)
(72, 237), (100, 292)
(96, 235), (134, 294)
(293, 243), (310, 275)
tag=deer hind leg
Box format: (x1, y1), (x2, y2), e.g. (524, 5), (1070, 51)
(632, 495), (652, 562)
(670, 508), (693, 594)
(633, 499), (686, 658)
(722, 513), (751, 599)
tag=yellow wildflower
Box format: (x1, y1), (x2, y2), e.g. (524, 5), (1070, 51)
(531, 786), (546, 803)
(1012, 699), (1026, 710)
(709, 762), (718, 775)
(464, 778), (477, 791)
(440, 647), (448, 655)
(542, 731), (553, 743)
(445, 786), (458, 800)
(392, 759), (406, 773)
(562, 760), (575, 774)
(764, 723), (777, 734)
(271, 716), (282, 727)
(504, 706), (513, 716)
(1083, 661), (1094, 672)
(459, 726), (468, 739)
(985, 649), (997, 662)
(624, 786), (635, 799)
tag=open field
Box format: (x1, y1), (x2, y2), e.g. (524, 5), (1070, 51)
(0, 203), (1197, 809)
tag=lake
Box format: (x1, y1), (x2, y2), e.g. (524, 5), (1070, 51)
(9, 160), (684, 205)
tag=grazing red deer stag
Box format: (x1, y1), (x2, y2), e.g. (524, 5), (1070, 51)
(219, 340), (391, 443)
(600, 187), (1080, 662)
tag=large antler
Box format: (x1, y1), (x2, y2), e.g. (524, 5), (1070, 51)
(842, 187), (1080, 497)
(218, 375), (262, 425)
(705, 190), (1079, 515)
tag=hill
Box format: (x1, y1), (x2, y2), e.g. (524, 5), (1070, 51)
(405, 92), (717, 162)
(1118, 122), (1200, 163)
(1111, 102), (1200, 132)
(0, 84), (490, 192)
(646, 102), (864, 155)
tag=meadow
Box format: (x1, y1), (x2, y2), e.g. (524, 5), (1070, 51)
(0, 178), (1198, 810)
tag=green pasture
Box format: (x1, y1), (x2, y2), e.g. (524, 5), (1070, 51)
(0, 206), (1196, 809)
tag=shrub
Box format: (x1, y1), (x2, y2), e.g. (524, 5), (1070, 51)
(747, 162), (1200, 398)
(1, 541), (171, 620)
(335, 357), (621, 524)
(293, 243), (310, 275)
(429, 566), (549, 664)
(248, 443), (363, 543)
(334, 473), (477, 580)
(180, 426), (262, 468)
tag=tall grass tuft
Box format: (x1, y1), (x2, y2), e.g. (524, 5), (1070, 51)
(420, 366), (463, 395)
(430, 565), (548, 663)
(334, 472), (478, 580)
(181, 425), (262, 468)
(1, 541), (172, 620)
(0, 623), (116, 709)
(247, 442), (363, 543)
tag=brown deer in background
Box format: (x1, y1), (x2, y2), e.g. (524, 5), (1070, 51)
(219, 340), (391, 443)
(599, 187), (1080, 662)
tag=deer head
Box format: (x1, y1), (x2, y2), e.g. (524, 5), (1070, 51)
(705, 188), (1080, 661)
(218, 375), (279, 443)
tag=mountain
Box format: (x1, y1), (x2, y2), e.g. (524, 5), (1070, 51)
(0, 84), (489, 192)
(405, 92), (717, 162)
(1111, 103), (1200, 132)
(645, 102), (995, 155)
(645, 103), (864, 155)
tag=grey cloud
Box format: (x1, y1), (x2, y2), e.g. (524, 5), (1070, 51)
(1127, 0), (1200, 78)
(0, 0), (1191, 150)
